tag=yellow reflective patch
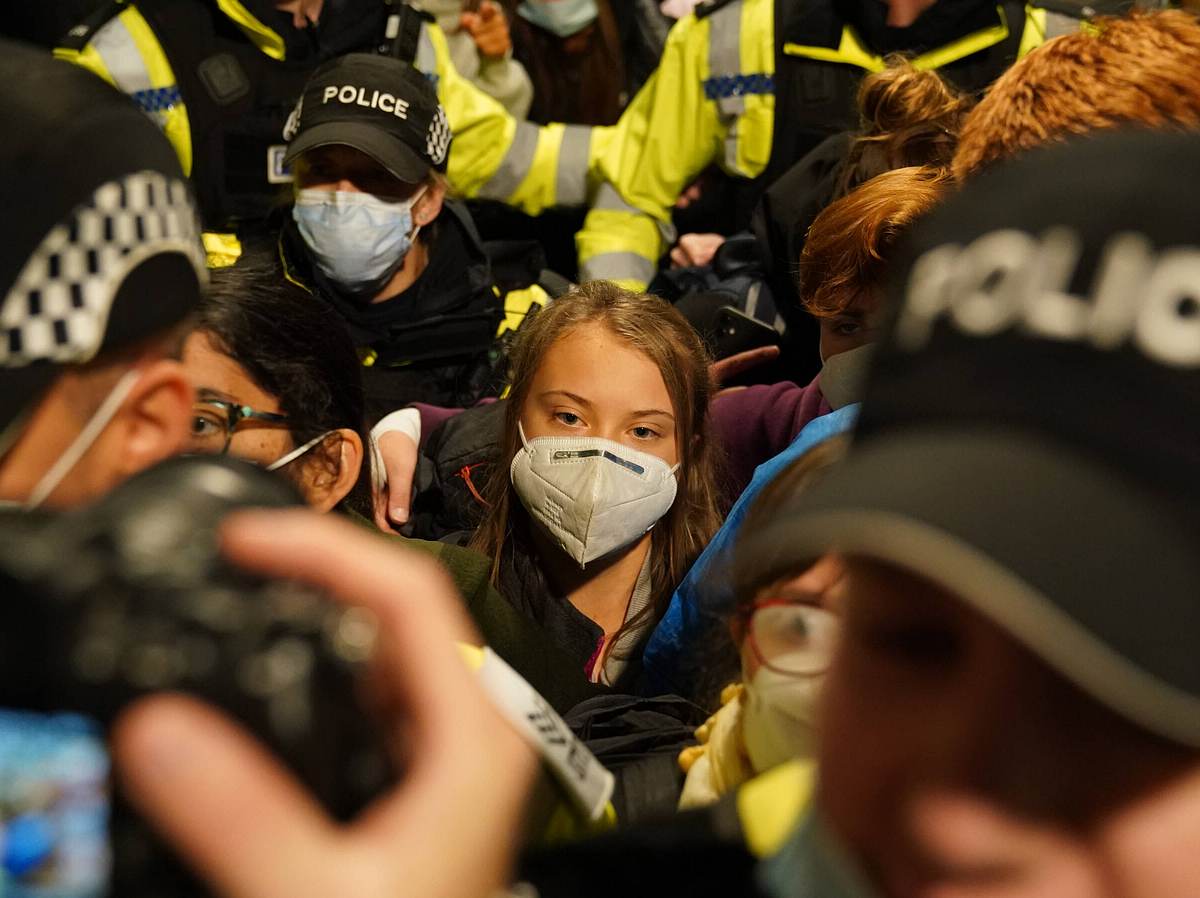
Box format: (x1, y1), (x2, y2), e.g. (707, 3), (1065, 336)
(576, 208), (664, 261)
(1019, 6), (1047, 58)
(736, 759), (818, 858)
(119, 7), (194, 175)
(202, 232), (243, 269)
(215, 0), (286, 59)
(911, 7), (1009, 71)
(53, 43), (115, 85)
(497, 286), (550, 337)
(785, 4), (1012, 73)
(538, 797), (618, 845)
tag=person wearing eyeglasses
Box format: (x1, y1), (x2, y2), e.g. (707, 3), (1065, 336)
(182, 258), (373, 516)
(182, 255), (599, 712)
(677, 437), (848, 810)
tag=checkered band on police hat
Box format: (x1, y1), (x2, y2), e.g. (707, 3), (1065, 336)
(426, 105), (451, 168)
(0, 170), (206, 369)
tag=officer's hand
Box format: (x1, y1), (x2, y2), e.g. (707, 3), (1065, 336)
(112, 510), (538, 898)
(674, 181), (704, 210)
(373, 430), (419, 531)
(670, 232), (726, 269)
(461, 2), (512, 60)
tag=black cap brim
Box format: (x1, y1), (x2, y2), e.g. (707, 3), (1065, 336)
(284, 121), (430, 185)
(736, 427), (1200, 747)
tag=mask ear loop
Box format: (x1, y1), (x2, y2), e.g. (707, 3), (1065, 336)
(266, 430), (335, 472)
(24, 369), (142, 510)
(406, 186), (428, 242)
(517, 420), (533, 451)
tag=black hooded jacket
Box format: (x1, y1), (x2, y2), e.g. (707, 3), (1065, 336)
(281, 199), (542, 422)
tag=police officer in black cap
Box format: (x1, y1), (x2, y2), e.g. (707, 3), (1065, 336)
(0, 40), (206, 509)
(277, 51), (552, 422)
(55, 0), (599, 247)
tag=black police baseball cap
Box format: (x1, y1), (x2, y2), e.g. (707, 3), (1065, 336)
(0, 40), (206, 457)
(736, 130), (1200, 747)
(283, 53), (452, 184)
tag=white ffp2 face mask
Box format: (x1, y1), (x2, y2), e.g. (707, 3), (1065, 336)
(741, 651), (825, 774)
(510, 422), (679, 568)
(818, 343), (874, 410)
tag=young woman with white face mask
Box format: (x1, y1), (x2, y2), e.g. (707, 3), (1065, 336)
(678, 436), (849, 809)
(470, 281), (723, 687)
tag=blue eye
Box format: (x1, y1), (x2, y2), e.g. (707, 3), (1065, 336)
(631, 426), (658, 440)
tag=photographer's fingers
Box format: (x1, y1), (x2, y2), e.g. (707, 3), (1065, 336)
(220, 511), (536, 896)
(113, 694), (338, 898)
(223, 510), (476, 647)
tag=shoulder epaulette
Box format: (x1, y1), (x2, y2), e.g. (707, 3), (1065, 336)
(57, 0), (126, 52)
(694, 0), (741, 21)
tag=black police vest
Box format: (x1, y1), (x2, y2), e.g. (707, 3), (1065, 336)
(131, 0), (388, 232)
(730, 0), (1029, 225)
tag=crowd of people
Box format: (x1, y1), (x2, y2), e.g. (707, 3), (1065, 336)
(1, 0), (1199, 895)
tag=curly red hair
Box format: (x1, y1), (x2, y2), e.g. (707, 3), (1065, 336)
(954, 11), (1200, 180)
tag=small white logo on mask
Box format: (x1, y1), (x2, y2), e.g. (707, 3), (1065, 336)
(896, 228), (1200, 369)
(321, 85), (411, 119)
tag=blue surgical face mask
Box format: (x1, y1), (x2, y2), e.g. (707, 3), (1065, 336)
(518, 0), (598, 38)
(292, 187), (425, 298)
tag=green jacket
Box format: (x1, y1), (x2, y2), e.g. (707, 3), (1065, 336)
(347, 512), (599, 713)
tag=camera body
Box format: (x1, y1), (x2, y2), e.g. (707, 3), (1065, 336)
(0, 456), (392, 896)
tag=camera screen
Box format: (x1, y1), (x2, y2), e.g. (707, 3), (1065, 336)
(0, 711), (110, 898)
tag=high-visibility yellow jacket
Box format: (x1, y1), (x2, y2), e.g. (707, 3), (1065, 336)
(56, 0), (607, 233)
(576, 0), (1077, 291)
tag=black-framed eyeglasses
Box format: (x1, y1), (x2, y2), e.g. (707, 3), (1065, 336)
(188, 399), (290, 456)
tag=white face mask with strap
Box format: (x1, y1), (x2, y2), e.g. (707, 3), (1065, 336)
(509, 422), (680, 568)
(264, 430), (335, 472)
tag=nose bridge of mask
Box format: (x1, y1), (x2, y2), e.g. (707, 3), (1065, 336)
(517, 421), (673, 482)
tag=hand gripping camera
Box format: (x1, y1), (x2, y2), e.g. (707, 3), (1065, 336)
(0, 456), (393, 897)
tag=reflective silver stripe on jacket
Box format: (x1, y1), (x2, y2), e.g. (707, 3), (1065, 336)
(707, 0), (744, 173)
(89, 14), (166, 123)
(478, 120), (540, 200)
(594, 182), (677, 246)
(1043, 10), (1079, 39)
(555, 125), (593, 208)
(415, 24), (437, 77)
(580, 251), (657, 286)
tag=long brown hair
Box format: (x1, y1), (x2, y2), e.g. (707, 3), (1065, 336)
(470, 281), (723, 656)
